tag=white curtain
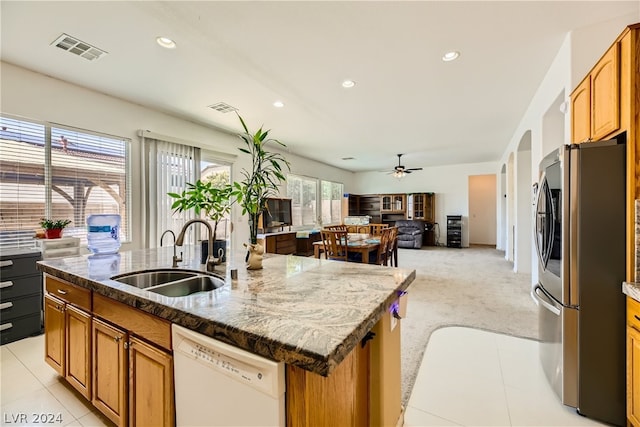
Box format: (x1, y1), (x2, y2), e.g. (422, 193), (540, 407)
(142, 134), (200, 248)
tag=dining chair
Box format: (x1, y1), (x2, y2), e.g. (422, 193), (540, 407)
(369, 223), (389, 236)
(373, 227), (393, 266)
(326, 224), (348, 232)
(387, 226), (398, 267)
(320, 229), (349, 261)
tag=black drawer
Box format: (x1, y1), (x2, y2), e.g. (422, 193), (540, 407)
(0, 274), (42, 301)
(0, 312), (42, 345)
(1, 293), (42, 321)
(0, 252), (42, 279)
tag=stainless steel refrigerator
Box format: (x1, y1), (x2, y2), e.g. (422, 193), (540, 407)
(533, 137), (626, 426)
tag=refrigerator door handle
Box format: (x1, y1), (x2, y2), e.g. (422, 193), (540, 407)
(531, 284), (561, 316)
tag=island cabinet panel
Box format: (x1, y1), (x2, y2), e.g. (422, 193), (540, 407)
(65, 304), (92, 399)
(92, 318), (128, 427)
(370, 311), (402, 427)
(44, 294), (65, 375)
(128, 336), (174, 427)
(286, 343), (370, 427)
(45, 275), (91, 312)
(93, 293), (172, 352)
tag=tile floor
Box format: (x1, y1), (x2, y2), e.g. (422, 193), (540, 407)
(1, 327), (609, 427)
(405, 327), (607, 426)
(1, 334), (113, 426)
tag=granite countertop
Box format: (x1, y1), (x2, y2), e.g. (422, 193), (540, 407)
(37, 247), (415, 376)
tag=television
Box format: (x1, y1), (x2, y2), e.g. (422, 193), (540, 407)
(262, 198), (292, 230)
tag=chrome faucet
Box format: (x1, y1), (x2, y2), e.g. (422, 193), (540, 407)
(175, 219), (215, 272)
(160, 229), (182, 268)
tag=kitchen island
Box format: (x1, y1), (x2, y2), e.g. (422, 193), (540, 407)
(37, 247), (415, 426)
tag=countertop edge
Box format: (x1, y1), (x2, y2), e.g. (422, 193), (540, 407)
(37, 259), (415, 377)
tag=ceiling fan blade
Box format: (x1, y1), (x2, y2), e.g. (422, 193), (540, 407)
(405, 170), (413, 174)
(406, 167), (423, 171)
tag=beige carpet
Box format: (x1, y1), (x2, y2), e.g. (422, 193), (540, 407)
(399, 245), (539, 405)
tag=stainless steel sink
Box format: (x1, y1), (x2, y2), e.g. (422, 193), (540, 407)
(147, 276), (225, 297)
(112, 270), (199, 289)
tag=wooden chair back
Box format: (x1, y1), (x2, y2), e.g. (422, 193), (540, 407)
(387, 226), (398, 267)
(320, 229), (349, 261)
(369, 223), (389, 236)
(374, 227), (393, 266)
(325, 224), (348, 232)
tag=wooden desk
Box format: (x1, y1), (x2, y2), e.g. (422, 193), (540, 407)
(313, 234), (380, 264)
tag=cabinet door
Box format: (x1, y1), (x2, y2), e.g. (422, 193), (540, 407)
(571, 78), (591, 143)
(92, 318), (128, 427)
(629, 325), (640, 426)
(591, 43), (620, 141)
(44, 294), (65, 376)
(413, 194), (425, 219)
(381, 195), (392, 212)
(65, 305), (92, 399)
(129, 336), (174, 427)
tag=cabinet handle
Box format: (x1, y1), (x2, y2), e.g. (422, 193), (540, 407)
(634, 315), (640, 322)
(57, 305), (64, 311)
(0, 323), (13, 331)
(0, 281), (13, 289)
(0, 302), (13, 310)
(0, 260), (13, 268)
(57, 289), (68, 295)
(114, 335), (122, 342)
(124, 341), (130, 349)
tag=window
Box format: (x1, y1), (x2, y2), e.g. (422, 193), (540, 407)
(287, 175), (317, 228)
(321, 180), (344, 225)
(286, 175), (343, 228)
(0, 115), (130, 249)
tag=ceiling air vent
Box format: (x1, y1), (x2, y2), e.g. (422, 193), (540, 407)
(51, 33), (107, 61)
(208, 102), (238, 114)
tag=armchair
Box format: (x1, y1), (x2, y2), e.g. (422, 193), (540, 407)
(395, 220), (425, 249)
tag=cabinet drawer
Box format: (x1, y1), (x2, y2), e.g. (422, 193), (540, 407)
(0, 274), (42, 301)
(45, 275), (91, 312)
(0, 293), (42, 321)
(627, 297), (640, 331)
(93, 293), (171, 351)
(275, 234), (294, 242)
(0, 254), (41, 279)
(1, 312), (42, 345)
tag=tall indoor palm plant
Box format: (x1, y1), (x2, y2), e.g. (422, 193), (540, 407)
(232, 114), (290, 245)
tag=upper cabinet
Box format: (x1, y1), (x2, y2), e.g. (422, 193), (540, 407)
(571, 42), (620, 143)
(381, 194), (405, 213)
(410, 193), (435, 223)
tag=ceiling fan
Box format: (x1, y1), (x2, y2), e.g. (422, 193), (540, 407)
(390, 154), (422, 178)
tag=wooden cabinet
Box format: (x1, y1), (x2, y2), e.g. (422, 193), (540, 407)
(571, 42), (620, 143)
(43, 280), (92, 400)
(92, 318), (128, 427)
(44, 275), (174, 427)
(381, 194), (405, 213)
(628, 297), (640, 426)
(129, 336), (174, 427)
(260, 231), (297, 255)
(44, 294), (65, 375)
(409, 193), (435, 223)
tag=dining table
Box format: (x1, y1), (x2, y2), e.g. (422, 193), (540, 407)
(313, 233), (381, 264)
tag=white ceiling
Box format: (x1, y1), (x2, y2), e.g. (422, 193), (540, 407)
(1, 1), (638, 173)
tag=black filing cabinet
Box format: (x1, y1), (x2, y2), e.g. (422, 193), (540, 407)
(446, 215), (462, 248)
(0, 249), (43, 344)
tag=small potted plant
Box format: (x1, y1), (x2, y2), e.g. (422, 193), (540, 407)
(39, 218), (71, 239)
(231, 114), (290, 269)
(168, 180), (233, 263)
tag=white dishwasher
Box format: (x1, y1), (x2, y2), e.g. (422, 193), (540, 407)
(172, 324), (285, 426)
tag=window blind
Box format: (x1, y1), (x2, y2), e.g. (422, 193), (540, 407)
(0, 115), (131, 249)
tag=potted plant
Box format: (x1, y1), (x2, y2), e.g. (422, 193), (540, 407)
(39, 218), (71, 239)
(168, 179), (233, 262)
(231, 114), (290, 268)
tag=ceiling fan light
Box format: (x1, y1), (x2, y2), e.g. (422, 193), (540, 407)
(393, 170), (405, 179)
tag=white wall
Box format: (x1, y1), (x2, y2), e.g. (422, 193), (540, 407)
(353, 161), (498, 246)
(497, 14), (638, 283)
(1, 61), (355, 253)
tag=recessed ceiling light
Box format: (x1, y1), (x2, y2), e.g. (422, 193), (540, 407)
(273, 101), (284, 108)
(156, 36), (176, 49)
(342, 80), (356, 88)
(442, 51), (460, 62)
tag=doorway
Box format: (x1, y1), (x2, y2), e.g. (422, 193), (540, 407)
(468, 174), (497, 246)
